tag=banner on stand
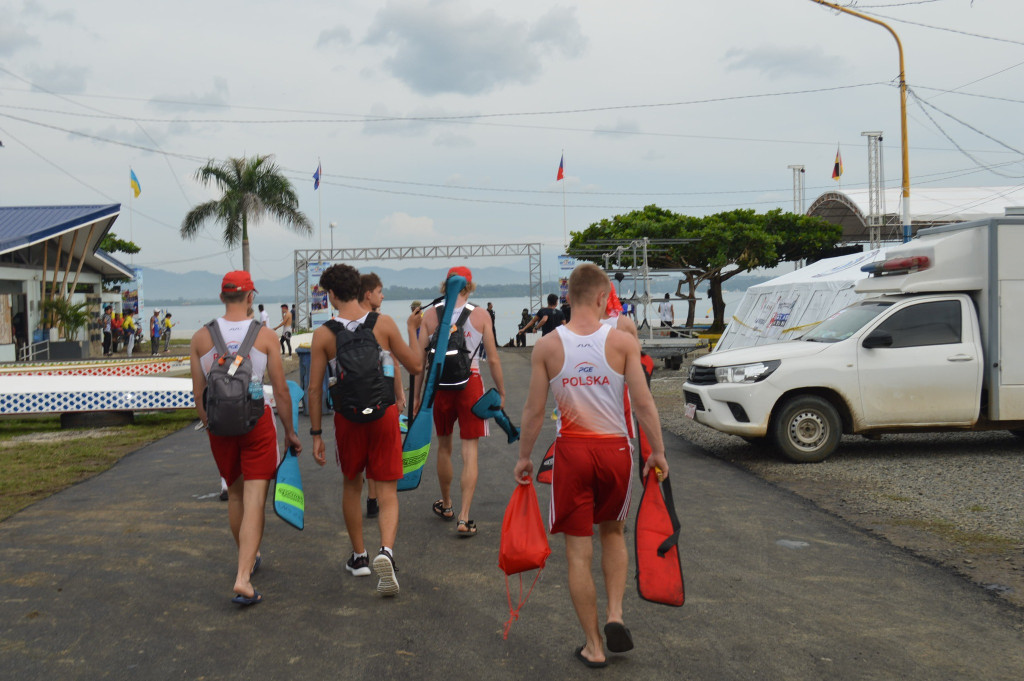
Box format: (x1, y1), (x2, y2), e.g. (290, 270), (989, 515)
(308, 262), (331, 327)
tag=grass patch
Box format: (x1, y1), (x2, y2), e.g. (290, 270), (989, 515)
(889, 517), (1016, 549)
(0, 411), (197, 522)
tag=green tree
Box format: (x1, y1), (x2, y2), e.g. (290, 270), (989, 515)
(99, 232), (141, 257)
(570, 206), (841, 334)
(180, 155), (312, 272)
(99, 232), (141, 288)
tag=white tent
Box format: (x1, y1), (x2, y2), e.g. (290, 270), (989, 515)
(716, 249), (885, 351)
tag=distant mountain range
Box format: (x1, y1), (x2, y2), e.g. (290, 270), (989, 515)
(141, 265), (775, 305)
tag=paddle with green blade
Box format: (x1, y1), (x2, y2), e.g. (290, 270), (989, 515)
(274, 379), (305, 529)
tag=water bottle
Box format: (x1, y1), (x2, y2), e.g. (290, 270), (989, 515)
(249, 379), (264, 400)
(381, 349), (395, 378)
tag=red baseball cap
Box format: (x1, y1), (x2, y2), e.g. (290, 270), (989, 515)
(222, 270), (257, 293)
(447, 266), (472, 284)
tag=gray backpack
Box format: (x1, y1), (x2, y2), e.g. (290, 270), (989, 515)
(204, 320), (265, 436)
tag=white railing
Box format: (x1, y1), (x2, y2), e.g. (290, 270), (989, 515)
(18, 340), (49, 362)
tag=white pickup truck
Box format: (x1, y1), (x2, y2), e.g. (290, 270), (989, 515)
(683, 209), (1024, 462)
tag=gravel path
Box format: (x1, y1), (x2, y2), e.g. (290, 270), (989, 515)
(649, 363), (1024, 609)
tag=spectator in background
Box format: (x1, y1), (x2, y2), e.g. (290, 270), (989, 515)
(123, 313), (137, 357)
(162, 312), (176, 353)
(274, 304), (293, 357)
(516, 308), (531, 347)
(258, 304), (269, 327)
(101, 306), (113, 356)
(150, 309), (161, 355)
(290, 305), (297, 334)
(111, 312), (123, 354)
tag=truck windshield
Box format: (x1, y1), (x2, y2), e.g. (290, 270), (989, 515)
(801, 302), (892, 343)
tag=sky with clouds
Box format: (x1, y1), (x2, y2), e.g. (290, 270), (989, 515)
(1, 0), (1022, 284)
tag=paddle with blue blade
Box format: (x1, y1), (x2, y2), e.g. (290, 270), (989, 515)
(274, 379), (305, 529)
(471, 387), (520, 443)
(397, 273), (466, 491)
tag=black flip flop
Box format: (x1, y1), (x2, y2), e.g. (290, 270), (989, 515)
(574, 645), (608, 668)
(604, 622), (634, 653)
(432, 499), (454, 521)
(231, 590), (262, 607)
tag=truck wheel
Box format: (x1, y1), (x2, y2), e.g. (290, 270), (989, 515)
(772, 396), (841, 463)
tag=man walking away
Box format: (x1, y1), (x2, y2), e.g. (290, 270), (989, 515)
(308, 264), (423, 597)
(514, 263), (669, 667)
(520, 294), (565, 336)
(188, 270), (301, 606)
(274, 304), (293, 357)
(414, 267), (505, 538)
(658, 294), (674, 329)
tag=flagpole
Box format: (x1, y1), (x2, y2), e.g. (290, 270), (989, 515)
(561, 148), (567, 249)
(128, 168), (134, 265)
(318, 157), (322, 253)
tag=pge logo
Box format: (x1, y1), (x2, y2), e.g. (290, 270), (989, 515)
(575, 362), (596, 374)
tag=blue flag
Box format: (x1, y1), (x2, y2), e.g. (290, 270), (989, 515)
(313, 162), (321, 190)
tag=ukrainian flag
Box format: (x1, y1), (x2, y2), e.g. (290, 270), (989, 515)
(130, 168), (141, 198)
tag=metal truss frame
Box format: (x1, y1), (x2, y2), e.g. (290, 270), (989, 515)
(292, 243), (542, 329)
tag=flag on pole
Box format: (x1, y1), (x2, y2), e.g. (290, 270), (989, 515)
(130, 168), (141, 197)
(831, 147), (843, 180)
(313, 162), (322, 190)
(556, 153), (564, 181)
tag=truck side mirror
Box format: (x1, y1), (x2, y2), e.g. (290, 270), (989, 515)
(862, 330), (893, 349)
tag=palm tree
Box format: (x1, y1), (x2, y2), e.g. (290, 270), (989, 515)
(180, 155), (312, 272)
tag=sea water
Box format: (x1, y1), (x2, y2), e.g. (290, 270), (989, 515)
(153, 292), (743, 344)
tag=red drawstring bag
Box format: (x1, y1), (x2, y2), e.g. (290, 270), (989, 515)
(634, 469), (685, 607)
(499, 480), (551, 638)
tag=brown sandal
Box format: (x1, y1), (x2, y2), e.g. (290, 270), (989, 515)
(432, 499), (454, 521)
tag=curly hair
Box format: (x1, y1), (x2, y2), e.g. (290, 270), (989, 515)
(320, 264), (361, 303)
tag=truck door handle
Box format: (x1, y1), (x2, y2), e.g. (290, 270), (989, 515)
(947, 354), (974, 362)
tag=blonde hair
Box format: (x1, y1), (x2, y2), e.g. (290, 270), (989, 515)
(440, 278), (476, 296)
(568, 263), (610, 306)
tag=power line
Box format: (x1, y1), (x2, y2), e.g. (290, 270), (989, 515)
(909, 89), (1024, 179)
(863, 9), (1024, 46)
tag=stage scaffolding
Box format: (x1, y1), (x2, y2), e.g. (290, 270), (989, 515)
(292, 243), (543, 329)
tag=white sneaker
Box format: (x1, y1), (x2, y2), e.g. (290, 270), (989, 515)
(372, 548), (400, 597)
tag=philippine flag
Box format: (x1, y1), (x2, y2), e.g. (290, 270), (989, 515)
(313, 162), (321, 190)
(556, 153), (564, 181)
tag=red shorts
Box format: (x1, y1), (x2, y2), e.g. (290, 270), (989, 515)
(208, 407), (279, 485)
(549, 435), (633, 537)
(432, 372), (488, 439)
(334, 405), (403, 481)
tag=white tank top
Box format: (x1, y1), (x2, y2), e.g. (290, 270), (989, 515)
(439, 303), (483, 371)
(200, 318), (268, 380)
(550, 325), (628, 438)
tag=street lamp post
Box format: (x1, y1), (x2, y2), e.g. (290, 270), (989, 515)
(810, 0), (912, 242)
(329, 221), (336, 253)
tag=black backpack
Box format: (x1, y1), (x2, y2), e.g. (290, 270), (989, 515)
(428, 305), (477, 391)
(204, 320), (265, 437)
(325, 312), (395, 422)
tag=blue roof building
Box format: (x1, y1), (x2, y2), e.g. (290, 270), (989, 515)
(0, 204), (133, 361)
